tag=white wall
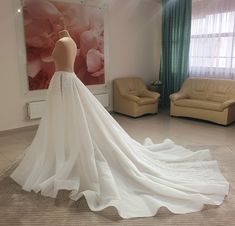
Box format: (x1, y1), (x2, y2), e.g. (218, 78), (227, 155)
(0, 0), (162, 131)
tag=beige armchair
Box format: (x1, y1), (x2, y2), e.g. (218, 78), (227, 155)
(113, 77), (160, 117)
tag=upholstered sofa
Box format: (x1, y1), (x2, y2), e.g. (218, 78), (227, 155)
(170, 78), (235, 125)
(113, 77), (160, 117)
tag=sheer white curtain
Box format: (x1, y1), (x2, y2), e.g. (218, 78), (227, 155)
(189, 0), (235, 79)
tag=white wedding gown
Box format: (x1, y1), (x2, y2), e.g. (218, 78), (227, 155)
(11, 71), (229, 219)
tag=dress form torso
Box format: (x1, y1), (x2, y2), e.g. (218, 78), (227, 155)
(52, 30), (77, 73)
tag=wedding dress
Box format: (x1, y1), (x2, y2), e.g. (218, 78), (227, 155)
(11, 71), (229, 219)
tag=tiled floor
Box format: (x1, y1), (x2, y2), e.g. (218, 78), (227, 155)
(113, 110), (235, 151)
(0, 110), (235, 174)
(0, 127), (35, 173)
(0, 110), (235, 226)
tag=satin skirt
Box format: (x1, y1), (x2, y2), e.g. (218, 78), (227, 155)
(11, 71), (229, 218)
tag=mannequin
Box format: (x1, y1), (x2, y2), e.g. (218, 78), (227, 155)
(52, 30), (77, 73)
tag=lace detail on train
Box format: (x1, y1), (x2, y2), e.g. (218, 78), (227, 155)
(10, 71), (229, 219)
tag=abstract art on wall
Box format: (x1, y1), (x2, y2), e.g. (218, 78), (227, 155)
(22, 0), (105, 90)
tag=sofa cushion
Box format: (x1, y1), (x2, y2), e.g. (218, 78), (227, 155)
(181, 78), (235, 102)
(182, 79), (208, 100)
(174, 99), (224, 111)
(208, 80), (235, 103)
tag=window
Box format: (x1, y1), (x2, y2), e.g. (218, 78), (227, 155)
(189, 4), (235, 79)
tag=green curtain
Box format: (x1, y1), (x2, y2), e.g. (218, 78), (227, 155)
(160, 0), (192, 106)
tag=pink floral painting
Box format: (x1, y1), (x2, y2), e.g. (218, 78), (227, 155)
(23, 0), (105, 90)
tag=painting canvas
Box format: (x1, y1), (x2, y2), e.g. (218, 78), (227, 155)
(22, 0), (105, 90)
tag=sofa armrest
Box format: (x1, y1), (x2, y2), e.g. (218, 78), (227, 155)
(170, 92), (188, 102)
(122, 94), (140, 103)
(141, 90), (160, 100)
(222, 99), (235, 109)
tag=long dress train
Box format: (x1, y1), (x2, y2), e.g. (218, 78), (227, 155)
(11, 71), (229, 219)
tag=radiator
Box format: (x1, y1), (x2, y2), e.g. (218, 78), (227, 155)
(27, 101), (46, 120)
(27, 93), (109, 120)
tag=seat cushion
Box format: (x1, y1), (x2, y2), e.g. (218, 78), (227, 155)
(174, 99), (224, 111)
(137, 97), (157, 105)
